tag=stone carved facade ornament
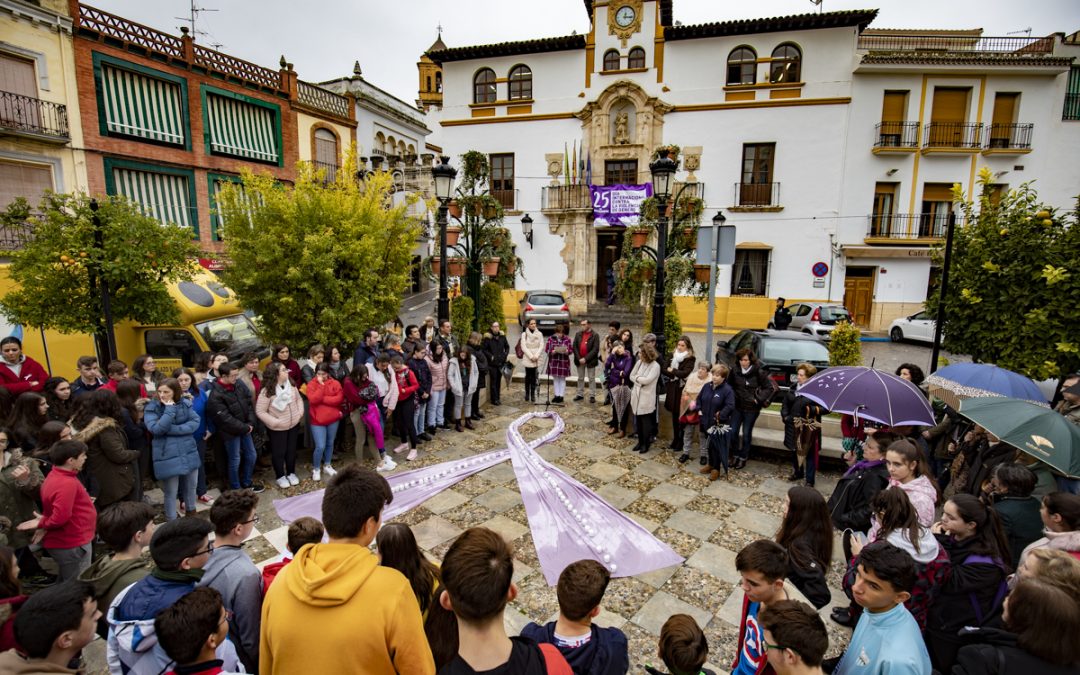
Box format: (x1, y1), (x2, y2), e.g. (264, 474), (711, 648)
(607, 0), (644, 47)
(545, 153), (564, 185)
(614, 112), (631, 144)
(682, 146), (702, 182)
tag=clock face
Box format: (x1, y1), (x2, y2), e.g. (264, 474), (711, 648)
(615, 6), (636, 27)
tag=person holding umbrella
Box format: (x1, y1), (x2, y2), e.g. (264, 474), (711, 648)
(781, 363), (823, 487)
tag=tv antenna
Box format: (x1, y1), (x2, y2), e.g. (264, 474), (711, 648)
(1007, 28), (1033, 37)
(809, 0), (823, 13)
(175, 0), (218, 40)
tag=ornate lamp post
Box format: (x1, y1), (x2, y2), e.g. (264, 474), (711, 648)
(648, 149), (677, 359)
(432, 155), (457, 323)
(521, 213), (534, 248)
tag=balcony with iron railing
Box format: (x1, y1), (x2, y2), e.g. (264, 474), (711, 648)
(312, 161), (339, 182)
(984, 123), (1034, 153)
(922, 122), (983, 153)
(858, 34), (1055, 56)
(490, 189), (519, 211)
(0, 91), (70, 143)
(866, 212), (966, 243)
(872, 121), (919, 152)
(731, 182), (781, 211)
(0, 219), (32, 251)
(541, 185), (592, 212)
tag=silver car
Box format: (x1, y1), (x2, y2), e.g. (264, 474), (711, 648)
(519, 290), (570, 331)
(774, 302), (852, 338)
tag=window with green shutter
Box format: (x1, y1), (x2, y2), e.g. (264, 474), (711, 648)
(1065, 67), (1080, 121)
(201, 85), (281, 164)
(92, 53), (188, 147)
(104, 159), (197, 236)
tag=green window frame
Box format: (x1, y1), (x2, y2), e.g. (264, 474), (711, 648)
(92, 52), (190, 149)
(200, 84), (282, 166)
(104, 158), (198, 237)
(207, 172), (241, 242)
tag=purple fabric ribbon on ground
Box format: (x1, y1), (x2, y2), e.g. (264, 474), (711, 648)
(273, 411), (684, 585)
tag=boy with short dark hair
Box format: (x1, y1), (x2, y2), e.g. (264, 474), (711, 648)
(521, 559), (629, 674)
(441, 527), (572, 674)
(261, 516), (324, 593)
(0, 580), (99, 673)
(834, 542), (930, 675)
(80, 501), (156, 637)
(644, 613), (716, 675)
(156, 587), (240, 675)
(759, 600), (828, 675)
(199, 489), (262, 671)
(16, 440), (96, 581)
(71, 355), (105, 398)
(732, 540), (812, 675)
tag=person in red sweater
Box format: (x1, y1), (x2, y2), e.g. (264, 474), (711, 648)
(390, 356), (421, 461)
(17, 440), (97, 581)
(261, 517), (324, 595)
(101, 360), (147, 397)
(306, 363), (344, 481)
(0, 336), (48, 395)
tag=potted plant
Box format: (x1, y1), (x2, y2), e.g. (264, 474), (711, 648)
(430, 256), (442, 276)
(681, 226), (697, 248)
(502, 257), (517, 275)
(492, 227), (510, 247)
(631, 259), (656, 282)
(446, 225), (462, 246)
(483, 257), (501, 277)
(448, 200), (462, 219)
(694, 264), (712, 284)
(630, 225), (651, 248)
(447, 257), (467, 277)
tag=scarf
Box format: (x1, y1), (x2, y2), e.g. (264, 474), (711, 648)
(669, 348), (689, 370)
(271, 382), (295, 412)
(844, 458), (884, 477)
(152, 567), (205, 583)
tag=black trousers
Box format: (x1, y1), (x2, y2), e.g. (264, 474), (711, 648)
(635, 413), (656, 448)
(608, 399), (630, 431)
(396, 397), (419, 449)
(525, 367), (538, 400)
(671, 412), (684, 450)
(267, 425), (299, 478)
(488, 365), (502, 403)
(443, 390), (455, 425)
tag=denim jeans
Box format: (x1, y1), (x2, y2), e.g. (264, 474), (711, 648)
(454, 392), (472, 421)
(731, 408), (761, 461)
(194, 435), (208, 496)
(426, 389), (447, 427)
(224, 433), (257, 489)
(311, 420), (340, 470)
(414, 398), (428, 436)
(162, 467), (198, 520)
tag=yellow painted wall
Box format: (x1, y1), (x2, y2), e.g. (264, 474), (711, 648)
(674, 296), (778, 331)
(295, 112), (355, 163)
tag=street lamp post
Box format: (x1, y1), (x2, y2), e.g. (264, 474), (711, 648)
(701, 210), (736, 365)
(929, 211), (957, 374)
(432, 155), (457, 324)
(648, 149), (677, 359)
(88, 199), (117, 362)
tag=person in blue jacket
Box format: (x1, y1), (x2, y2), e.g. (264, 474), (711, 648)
(143, 378), (202, 520)
(174, 368), (213, 506)
(696, 363), (735, 480)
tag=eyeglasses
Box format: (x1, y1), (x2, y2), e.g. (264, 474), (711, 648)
(764, 643), (788, 652)
(192, 542), (215, 557)
(219, 609), (234, 627)
(241, 515), (260, 525)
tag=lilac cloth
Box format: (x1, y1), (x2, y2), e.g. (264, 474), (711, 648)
(273, 411), (684, 585)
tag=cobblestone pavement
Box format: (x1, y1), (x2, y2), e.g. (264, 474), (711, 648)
(85, 393), (854, 673)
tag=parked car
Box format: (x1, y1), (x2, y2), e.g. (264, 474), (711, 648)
(889, 310), (940, 344)
(715, 329), (831, 401)
(770, 302), (852, 339)
(519, 290), (570, 331)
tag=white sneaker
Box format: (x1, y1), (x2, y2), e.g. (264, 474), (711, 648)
(312, 468), (321, 481)
(392, 443), (408, 455)
(324, 464), (338, 477)
(276, 476), (290, 489)
(406, 448), (418, 461)
(376, 457), (396, 472)
(287, 473), (299, 486)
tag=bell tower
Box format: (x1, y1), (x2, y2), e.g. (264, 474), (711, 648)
(417, 28), (446, 111)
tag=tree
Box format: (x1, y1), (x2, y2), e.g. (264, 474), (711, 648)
(216, 150), (424, 348)
(0, 192), (199, 353)
(925, 169), (1079, 381)
(477, 280), (505, 332)
(829, 320), (862, 366)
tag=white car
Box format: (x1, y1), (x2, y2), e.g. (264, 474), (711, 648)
(889, 310), (941, 344)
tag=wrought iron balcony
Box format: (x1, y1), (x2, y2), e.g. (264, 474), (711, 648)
(858, 34), (1054, 55)
(490, 189), (518, 211)
(541, 185), (592, 212)
(0, 91), (70, 142)
(985, 123), (1033, 151)
(874, 121), (919, 149)
(732, 182), (780, 209)
(0, 220), (32, 251)
(312, 160), (339, 182)
(923, 122), (983, 150)
(867, 212), (966, 241)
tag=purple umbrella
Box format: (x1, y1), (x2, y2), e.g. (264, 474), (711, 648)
(798, 366), (935, 427)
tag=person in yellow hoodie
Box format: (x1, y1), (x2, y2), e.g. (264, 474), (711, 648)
(259, 464), (435, 675)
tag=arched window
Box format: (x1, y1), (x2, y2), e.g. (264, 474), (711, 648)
(435, 72), (442, 93)
(726, 46), (756, 85)
(628, 47), (646, 69)
(771, 43), (801, 83)
(375, 132), (385, 154)
(314, 128), (338, 180)
(473, 68), (496, 103)
(508, 65), (532, 100)
(407, 144), (416, 155)
(398, 140), (406, 156)
(602, 49), (620, 72)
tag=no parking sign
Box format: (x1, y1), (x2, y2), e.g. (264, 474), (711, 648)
(812, 261), (829, 278)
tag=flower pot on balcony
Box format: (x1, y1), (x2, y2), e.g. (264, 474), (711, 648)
(483, 204), (499, 220)
(483, 257), (501, 277)
(631, 264), (655, 282)
(445, 225), (462, 247)
(694, 264), (712, 284)
(430, 257), (441, 276)
(447, 258), (467, 277)
(448, 200), (462, 218)
(492, 227), (509, 247)
(630, 228), (650, 248)
(503, 258), (516, 275)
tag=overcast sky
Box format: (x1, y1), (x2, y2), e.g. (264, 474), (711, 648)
(89, 0), (1080, 105)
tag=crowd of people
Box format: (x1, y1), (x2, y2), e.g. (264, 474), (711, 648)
(2, 317), (1080, 674)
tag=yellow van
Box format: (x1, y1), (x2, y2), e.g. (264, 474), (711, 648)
(0, 266), (267, 380)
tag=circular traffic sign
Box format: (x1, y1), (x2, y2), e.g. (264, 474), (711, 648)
(812, 261), (829, 277)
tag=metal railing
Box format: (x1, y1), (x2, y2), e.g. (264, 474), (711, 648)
(0, 91), (69, 140)
(541, 185), (592, 211)
(867, 212), (966, 239)
(192, 44), (279, 90)
(490, 189), (518, 210)
(985, 123), (1033, 150)
(734, 182), (780, 207)
(0, 221), (32, 251)
(874, 121), (919, 148)
(858, 34), (1055, 54)
(312, 161), (339, 182)
(1065, 94), (1080, 121)
(924, 122), (983, 149)
(297, 81), (351, 119)
(78, 4), (185, 58)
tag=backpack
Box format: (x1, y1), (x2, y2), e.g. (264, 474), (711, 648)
(964, 554), (1008, 626)
(906, 544), (951, 630)
(538, 643), (573, 675)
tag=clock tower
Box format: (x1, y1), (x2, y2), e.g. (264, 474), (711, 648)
(607, 0), (644, 47)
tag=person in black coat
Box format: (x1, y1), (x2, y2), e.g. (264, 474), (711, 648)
(407, 344), (433, 442)
(952, 577), (1080, 675)
(828, 431), (897, 555)
(467, 332), (488, 421)
(206, 363), (261, 492)
(781, 363), (824, 487)
(481, 323), (510, 406)
(987, 462), (1045, 569)
(727, 348), (775, 470)
(663, 337), (697, 453)
(926, 494), (1013, 673)
(772, 297), (792, 331)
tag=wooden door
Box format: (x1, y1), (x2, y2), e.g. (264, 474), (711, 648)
(596, 230), (623, 301)
(0, 53), (40, 129)
(989, 93), (1018, 147)
(929, 87), (970, 145)
(844, 269), (875, 326)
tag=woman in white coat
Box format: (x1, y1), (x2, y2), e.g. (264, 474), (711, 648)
(519, 318), (544, 403)
(629, 342), (661, 455)
(448, 346), (479, 432)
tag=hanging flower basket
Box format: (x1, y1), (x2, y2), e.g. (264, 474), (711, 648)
(446, 225), (462, 246)
(447, 258), (467, 277)
(630, 227), (650, 248)
(430, 257), (441, 276)
(492, 227), (509, 247)
(503, 258), (517, 275)
(631, 263), (655, 282)
(483, 257), (501, 277)
(694, 264), (712, 284)
(682, 227), (697, 248)
(483, 203), (499, 220)
(448, 200), (462, 218)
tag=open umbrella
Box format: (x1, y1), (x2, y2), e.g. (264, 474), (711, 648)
(925, 363), (1049, 409)
(958, 397), (1080, 477)
(798, 366), (935, 427)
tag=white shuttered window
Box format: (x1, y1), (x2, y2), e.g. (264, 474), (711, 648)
(112, 167), (193, 229)
(100, 65), (185, 144)
(205, 94), (278, 163)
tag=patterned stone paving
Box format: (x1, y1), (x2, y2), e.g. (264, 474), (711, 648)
(85, 395), (852, 673)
